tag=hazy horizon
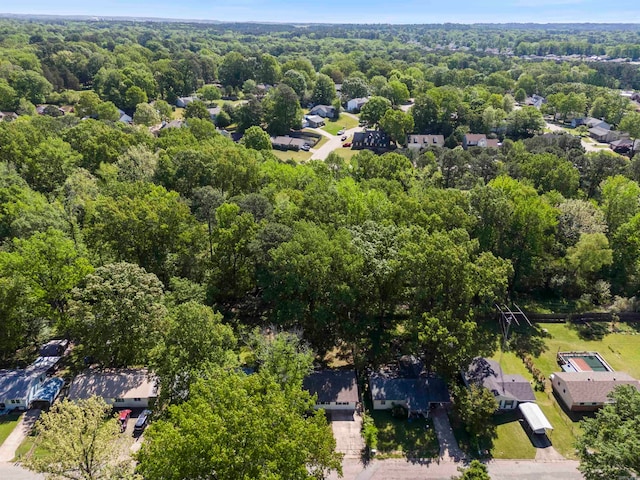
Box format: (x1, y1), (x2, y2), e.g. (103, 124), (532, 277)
(3, 0), (640, 24)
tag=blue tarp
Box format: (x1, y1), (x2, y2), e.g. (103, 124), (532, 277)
(31, 377), (64, 408)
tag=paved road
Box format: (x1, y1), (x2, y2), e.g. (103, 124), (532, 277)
(327, 458), (583, 480)
(0, 463), (43, 480)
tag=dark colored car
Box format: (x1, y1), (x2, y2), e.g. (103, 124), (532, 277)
(341, 135), (347, 141)
(134, 409), (152, 434)
(118, 409), (132, 433)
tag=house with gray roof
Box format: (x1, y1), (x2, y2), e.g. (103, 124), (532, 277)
(0, 359), (59, 412)
(68, 369), (158, 409)
(465, 357), (535, 410)
(303, 370), (359, 413)
(305, 114), (325, 128)
(589, 126), (620, 143)
(550, 371), (640, 412)
(369, 373), (450, 416)
(309, 105), (337, 119)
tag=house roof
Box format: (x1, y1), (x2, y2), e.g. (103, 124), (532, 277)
(39, 340), (68, 357)
(486, 139), (501, 148)
(311, 105), (335, 114)
(464, 134), (487, 143)
(306, 114), (325, 123)
(466, 358), (536, 402)
(31, 377), (64, 405)
(589, 126), (611, 137)
(353, 130), (390, 149)
(552, 371), (640, 403)
(407, 134), (445, 147)
(207, 107), (221, 116)
(369, 373), (450, 410)
(0, 370), (37, 401)
(303, 370), (359, 404)
(348, 97), (369, 104)
(68, 369), (157, 401)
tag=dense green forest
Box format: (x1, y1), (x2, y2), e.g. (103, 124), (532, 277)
(1, 18), (640, 374)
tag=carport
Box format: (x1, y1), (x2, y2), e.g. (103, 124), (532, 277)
(518, 402), (553, 434)
(30, 377), (64, 410)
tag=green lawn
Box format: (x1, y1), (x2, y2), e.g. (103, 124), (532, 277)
(370, 410), (439, 459)
(321, 114), (359, 135)
(271, 149), (313, 163)
(491, 412), (536, 459)
(329, 147), (359, 162)
(14, 433), (51, 462)
(0, 413), (21, 447)
(534, 323), (640, 379)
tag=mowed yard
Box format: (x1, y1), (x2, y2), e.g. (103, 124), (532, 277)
(321, 113), (359, 135)
(0, 412), (21, 447)
(487, 322), (640, 460)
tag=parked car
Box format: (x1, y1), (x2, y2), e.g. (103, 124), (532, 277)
(134, 409), (152, 434)
(301, 144), (310, 151)
(341, 135), (347, 141)
(342, 142), (352, 147)
(336, 129), (345, 135)
(118, 409), (132, 433)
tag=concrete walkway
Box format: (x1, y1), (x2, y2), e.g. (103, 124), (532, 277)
(431, 407), (466, 462)
(0, 463), (43, 480)
(0, 410), (41, 462)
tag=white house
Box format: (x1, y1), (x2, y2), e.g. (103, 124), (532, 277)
(303, 370), (359, 412)
(68, 369), (158, 408)
(347, 97), (369, 112)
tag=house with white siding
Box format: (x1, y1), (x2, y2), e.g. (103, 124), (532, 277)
(68, 369), (158, 409)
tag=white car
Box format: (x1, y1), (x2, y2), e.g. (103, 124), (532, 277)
(336, 129), (345, 135)
(301, 144), (311, 151)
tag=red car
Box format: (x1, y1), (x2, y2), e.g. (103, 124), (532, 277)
(118, 409), (132, 433)
(342, 142), (352, 148)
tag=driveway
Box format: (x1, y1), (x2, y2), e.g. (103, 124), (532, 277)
(432, 407), (465, 462)
(0, 410), (41, 462)
(329, 410), (365, 459)
(310, 122), (363, 160)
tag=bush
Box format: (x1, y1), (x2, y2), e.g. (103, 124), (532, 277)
(361, 413), (378, 450)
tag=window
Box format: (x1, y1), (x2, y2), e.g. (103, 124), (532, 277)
(579, 402), (585, 405)
(503, 400), (515, 409)
(592, 403), (597, 405)
(114, 398), (125, 403)
(563, 389), (566, 393)
(380, 400), (386, 405)
(133, 398), (141, 402)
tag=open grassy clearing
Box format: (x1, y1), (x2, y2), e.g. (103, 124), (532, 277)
(321, 114), (359, 135)
(270, 149), (313, 163)
(370, 410), (439, 459)
(0, 412), (21, 447)
(14, 433), (51, 462)
(330, 147), (359, 161)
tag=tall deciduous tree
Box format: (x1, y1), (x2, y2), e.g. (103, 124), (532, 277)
(136, 369), (342, 480)
(68, 262), (168, 367)
(263, 83), (302, 135)
(25, 397), (134, 480)
(312, 73), (337, 106)
(619, 112), (640, 158)
(577, 385), (640, 480)
(359, 95), (392, 126)
(242, 125), (272, 151)
(379, 109), (414, 146)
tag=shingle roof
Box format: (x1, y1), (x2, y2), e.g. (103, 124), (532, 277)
(553, 371), (640, 403)
(0, 371), (37, 401)
(589, 126), (611, 137)
(369, 373), (450, 410)
(464, 134), (487, 143)
(467, 358), (535, 402)
(303, 370), (359, 403)
(68, 369), (157, 401)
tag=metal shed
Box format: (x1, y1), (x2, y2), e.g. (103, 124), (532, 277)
(518, 402), (553, 434)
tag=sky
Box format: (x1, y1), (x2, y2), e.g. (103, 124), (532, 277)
(4, 0), (640, 24)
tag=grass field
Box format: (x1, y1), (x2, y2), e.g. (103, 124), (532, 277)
(491, 412), (536, 459)
(14, 433), (51, 462)
(534, 323), (640, 379)
(271, 149), (313, 163)
(321, 114), (359, 135)
(0, 413), (21, 447)
(371, 410), (439, 459)
(329, 147), (359, 162)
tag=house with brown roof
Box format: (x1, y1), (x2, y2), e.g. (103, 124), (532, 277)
(68, 369), (158, 408)
(303, 370), (359, 413)
(465, 357), (536, 410)
(407, 134), (445, 149)
(462, 134), (500, 150)
(550, 371), (640, 411)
